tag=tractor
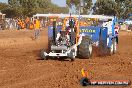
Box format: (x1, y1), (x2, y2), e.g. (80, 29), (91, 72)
(40, 14), (118, 60)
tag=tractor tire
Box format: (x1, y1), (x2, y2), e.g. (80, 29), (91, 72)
(108, 45), (113, 55)
(40, 49), (47, 60)
(78, 36), (92, 59)
(113, 38), (117, 54)
(69, 49), (76, 61)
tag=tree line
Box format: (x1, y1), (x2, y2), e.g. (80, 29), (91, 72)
(0, 0), (131, 19)
(1, 0), (69, 18)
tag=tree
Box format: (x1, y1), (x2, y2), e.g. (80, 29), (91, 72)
(83, 0), (92, 14)
(94, 0), (132, 19)
(0, 3), (8, 10)
(67, 0), (80, 6)
(7, 0), (69, 18)
(93, 0), (116, 16)
(66, 0), (92, 14)
(115, 0), (132, 19)
(0, 2), (16, 18)
(8, 0), (24, 17)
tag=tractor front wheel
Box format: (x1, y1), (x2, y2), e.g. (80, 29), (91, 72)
(40, 49), (47, 60)
(69, 49), (76, 61)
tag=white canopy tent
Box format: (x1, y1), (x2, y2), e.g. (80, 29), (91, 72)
(33, 14), (114, 19)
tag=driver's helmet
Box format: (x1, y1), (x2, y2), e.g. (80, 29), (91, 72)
(69, 19), (75, 28)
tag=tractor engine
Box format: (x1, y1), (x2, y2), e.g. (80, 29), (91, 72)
(50, 30), (71, 52)
(50, 24), (77, 54)
(56, 30), (70, 46)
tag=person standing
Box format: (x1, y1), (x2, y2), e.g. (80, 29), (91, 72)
(17, 19), (22, 30)
(25, 17), (30, 29)
(115, 24), (119, 44)
(34, 18), (40, 39)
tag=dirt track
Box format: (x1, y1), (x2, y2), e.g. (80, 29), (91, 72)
(0, 29), (132, 88)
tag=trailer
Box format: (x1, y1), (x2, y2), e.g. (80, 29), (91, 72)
(39, 14), (118, 60)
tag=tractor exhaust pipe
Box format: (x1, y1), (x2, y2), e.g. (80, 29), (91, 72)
(53, 21), (56, 45)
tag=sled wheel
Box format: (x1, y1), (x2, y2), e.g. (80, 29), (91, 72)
(70, 49), (76, 61)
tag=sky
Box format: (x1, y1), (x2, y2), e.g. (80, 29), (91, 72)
(51, 0), (96, 7)
(51, 0), (67, 7)
(0, 0), (97, 6)
(0, 0), (8, 3)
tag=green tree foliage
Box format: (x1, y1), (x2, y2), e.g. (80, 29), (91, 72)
(0, 2), (15, 18)
(67, 0), (80, 6)
(67, 0), (92, 14)
(0, 3), (8, 10)
(1, 7), (17, 18)
(115, 0), (132, 19)
(33, 0), (68, 14)
(94, 0), (132, 19)
(6, 0), (68, 18)
(83, 0), (92, 14)
(93, 0), (116, 15)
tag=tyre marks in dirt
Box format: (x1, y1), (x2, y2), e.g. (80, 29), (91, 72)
(0, 62), (60, 88)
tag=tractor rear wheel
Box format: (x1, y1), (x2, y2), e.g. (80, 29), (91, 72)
(108, 38), (117, 55)
(78, 36), (92, 59)
(113, 38), (117, 54)
(69, 49), (76, 61)
(108, 43), (114, 55)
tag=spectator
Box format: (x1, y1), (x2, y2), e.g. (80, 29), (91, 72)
(115, 25), (119, 44)
(34, 18), (41, 39)
(17, 19), (22, 30)
(25, 17), (30, 29)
